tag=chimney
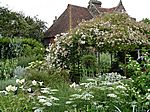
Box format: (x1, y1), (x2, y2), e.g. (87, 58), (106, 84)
(53, 16), (57, 23)
(88, 0), (102, 7)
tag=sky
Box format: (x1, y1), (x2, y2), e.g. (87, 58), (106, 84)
(0, 0), (150, 27)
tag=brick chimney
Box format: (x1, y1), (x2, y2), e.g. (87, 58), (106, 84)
(88, 0), (102, 17)
(88, 0), (102, 7)
(53, 16), (57, 23)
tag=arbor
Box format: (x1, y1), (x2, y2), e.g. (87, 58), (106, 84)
(47, 13), (150, 81)
(0, 6), (47, 41)
(48, 13), (150, 68)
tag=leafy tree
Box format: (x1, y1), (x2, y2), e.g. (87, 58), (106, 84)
(0, 6), (47, 41)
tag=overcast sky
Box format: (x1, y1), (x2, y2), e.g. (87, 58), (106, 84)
(0, 0), (150, 27)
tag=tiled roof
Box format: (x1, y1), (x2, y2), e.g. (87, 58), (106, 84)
(45, 0), (126, 39)
(45, 4), (93, 37)
(95, 4), (116, 12)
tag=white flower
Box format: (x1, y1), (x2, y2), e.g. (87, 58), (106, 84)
(39, 99), (47, 103)
(0, 90), (8, 95)
(41, 88), (50, 94)
(116, 85), (126, 90)
(6, 85), (17, 92)
(43, 102), (52, 106)
(146, 94), (150, 100)
(38, 61), (43, 64)
(50, 89), (59, 92)
(34, 108), (43, 112)
(49, 96), (59, 101)
(20, 79), (25, 84)
(27, 88), (32, 92)
(87, 78), (95, 82)
(148, 89), (150, 92)
(41, 88), (49, 90)
(70, 82), (79, 88)
(80, 83), (87, 86)
(41, 90), (50, 94)
(81, 92), (94, 100)
(107, 93), (117, 98)
(16, 79), (25, 84)
(16, 79), (20, 84)
(80, 40), (85, 44)
(19, 86), (23, 89)
(39, 82), (43, 86)
(11, 86), (17, 92)
(32, 80), (37, 86)
(66, 101), (73, 104)
(70, 94), (81, 99)
(37, 96), (47, 99)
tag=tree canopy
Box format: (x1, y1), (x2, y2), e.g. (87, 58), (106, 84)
(0, 6), (47, 41)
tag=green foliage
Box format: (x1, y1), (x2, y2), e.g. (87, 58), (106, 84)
(0, 94), (33, 112)
(0, 59), (17, 79)
(0, 78), (16, 90)
(0, 37), (45, 59)
(142, 18), (150, 24)
(126, 51), (150, 95)
(0, 6), (47, 41)
(0, 37), (44, 79)
(81, 54), (97, 77)
(25, 69), (70, 87)
(98, 53), (111, 73)
(17, 56), (42, 67)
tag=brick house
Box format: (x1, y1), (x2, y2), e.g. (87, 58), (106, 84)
(44, 0), (126, 46)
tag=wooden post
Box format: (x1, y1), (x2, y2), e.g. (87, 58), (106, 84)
(124, 51), (127, 76)
(69, 4), (72, 33)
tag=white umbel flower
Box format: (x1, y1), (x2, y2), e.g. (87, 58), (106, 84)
(116, 85), (126, 90)
(146, 94), (150, 100)
(16, 79), (25, 84)
(6, 85), (17, 92)
(32, 80), (37, 86)
(39, 82), (43, 86)
(27, 88), (32, 92)
(34, 108), (43, 112)
(39, 99), (47, 103)
(43, 102), (52, 106)
(107, 93), (117, 98)
(80, 40), (85, 44)
(70, 82), (79, 88)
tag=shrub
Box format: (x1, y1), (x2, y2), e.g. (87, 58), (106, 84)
(25, 69), (70, 87)
(0, 78), (16, 90)
(126, 52), (150, 95)
(17, 56), (42, 67)
(13, 66), (26, 78)
(0, 37), (45, 59)
(0, 59), (18, 79)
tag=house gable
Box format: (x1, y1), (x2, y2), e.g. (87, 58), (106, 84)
(44, 0), (127, 45)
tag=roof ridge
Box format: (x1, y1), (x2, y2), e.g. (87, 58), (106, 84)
(67, 4), (87, 9)
(114, 0), (126, 12)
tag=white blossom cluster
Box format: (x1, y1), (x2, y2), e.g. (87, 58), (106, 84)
(66, 72), (146, 110)
(46, 13), (150, 70)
